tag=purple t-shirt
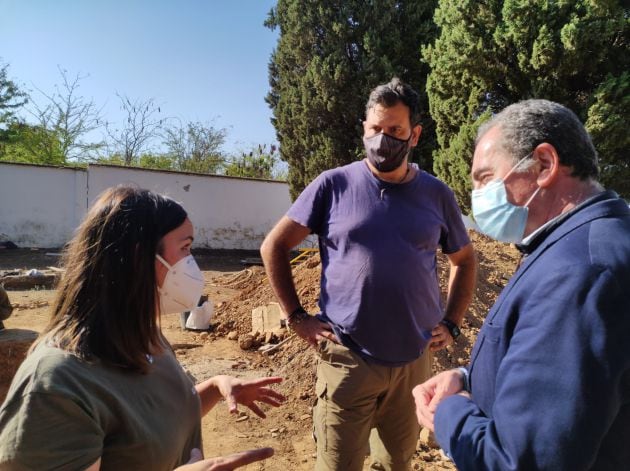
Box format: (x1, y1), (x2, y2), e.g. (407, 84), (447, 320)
(287, 160), (470, 364)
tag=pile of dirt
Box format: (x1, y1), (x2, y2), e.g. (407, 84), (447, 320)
(0, 329), (39, 400)
(208, 232), (521, 467)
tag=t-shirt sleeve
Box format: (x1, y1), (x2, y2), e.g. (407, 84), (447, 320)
(286, 173), (330, 234)
(439, 188), (470, 254)
(0, 392), (103, 470)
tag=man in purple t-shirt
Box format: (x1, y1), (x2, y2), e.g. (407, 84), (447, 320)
(261, 77), (476, 470)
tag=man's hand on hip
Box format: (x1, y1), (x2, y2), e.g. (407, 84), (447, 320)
(428, 322), (454, 352)
(290, 316), (339, 348)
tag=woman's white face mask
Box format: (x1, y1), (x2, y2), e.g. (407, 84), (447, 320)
(155, 254), (204, 314)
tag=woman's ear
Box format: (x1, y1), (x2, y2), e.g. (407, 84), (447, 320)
(533, 143), (560, 188)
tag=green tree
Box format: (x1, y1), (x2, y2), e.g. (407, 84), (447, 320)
(0, 61), (27, 125)
(95, 151), (176, 171)
(95, 153), (125, 166)
(162, 121), (226, 174)
(266, 0), (438, 199)
(138, 153), (176, 171)
(425, 0), (630, 211)
(585, 71), (630, 198)
(224, 144), (283, 179)
(0, 121), (64, 165)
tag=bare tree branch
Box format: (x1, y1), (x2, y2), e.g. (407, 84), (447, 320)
(27, 66), (104, 162)
(106, 94), (163, 165)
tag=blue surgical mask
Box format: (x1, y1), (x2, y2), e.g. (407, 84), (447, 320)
(471, 156), (540, 243)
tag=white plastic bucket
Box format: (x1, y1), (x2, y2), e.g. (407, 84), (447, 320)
(185, 300), (214, 330)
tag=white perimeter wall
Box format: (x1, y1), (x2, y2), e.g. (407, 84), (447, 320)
(88, 165), (290, 250)
(0, 162), (291, 250)
(0, 163), (87, 247)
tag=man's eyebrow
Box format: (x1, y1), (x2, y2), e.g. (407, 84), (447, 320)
(471, 165), (491, 180)
(181, 236), (194, 242)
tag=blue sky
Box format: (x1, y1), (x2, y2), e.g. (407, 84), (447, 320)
(0, 0), (279, 154)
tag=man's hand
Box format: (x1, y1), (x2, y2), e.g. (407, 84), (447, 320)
(290, 315), (339, 348)
(412, 369), (466, 432)
(428, 322), (454, 352)
(176, 447), (274, 470)
(212, 376), (285, 419)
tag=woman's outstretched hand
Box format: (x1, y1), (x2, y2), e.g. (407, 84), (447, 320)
(214, 375), (285, 418)
(175, 447), (274, 470)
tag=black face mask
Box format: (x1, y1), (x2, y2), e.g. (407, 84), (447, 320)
(363, 132), (411, 173)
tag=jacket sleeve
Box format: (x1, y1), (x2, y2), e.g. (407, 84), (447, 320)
(434, 264), (630, 470)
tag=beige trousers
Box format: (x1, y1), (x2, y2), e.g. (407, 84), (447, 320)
(313, 340), (432, 471)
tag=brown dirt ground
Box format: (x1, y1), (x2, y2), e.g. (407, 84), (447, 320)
(0, 232), (520, 470)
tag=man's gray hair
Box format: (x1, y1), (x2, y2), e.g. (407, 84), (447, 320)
(477, 99), (599, 179)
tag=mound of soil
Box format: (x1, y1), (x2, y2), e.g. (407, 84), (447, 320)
(0, 329), (39, 400)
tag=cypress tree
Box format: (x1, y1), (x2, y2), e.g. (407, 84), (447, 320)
(266, 0), (438, 199)
(425, 0), (629, 211)
(585, 72), (630, 198)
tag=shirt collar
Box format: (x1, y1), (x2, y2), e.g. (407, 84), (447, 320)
(516, 190), (613, 255)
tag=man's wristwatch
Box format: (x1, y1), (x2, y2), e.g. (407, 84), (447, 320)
(286, 306), (309, 329)
(440, 318), (461, 339)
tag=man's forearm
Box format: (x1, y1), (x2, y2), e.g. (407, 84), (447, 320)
(444, 250), (477, 325)
(260, 241), (301, 317)
(261, 216), (312, 318)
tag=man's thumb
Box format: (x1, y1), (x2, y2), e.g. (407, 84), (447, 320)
(428, 389), (443, 413)
(187, 448), (203, 464)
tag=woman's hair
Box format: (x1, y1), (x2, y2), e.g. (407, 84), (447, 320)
(35, 185), (187, 373)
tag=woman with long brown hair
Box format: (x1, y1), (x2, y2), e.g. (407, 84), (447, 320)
(0, 186), (284, 470)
